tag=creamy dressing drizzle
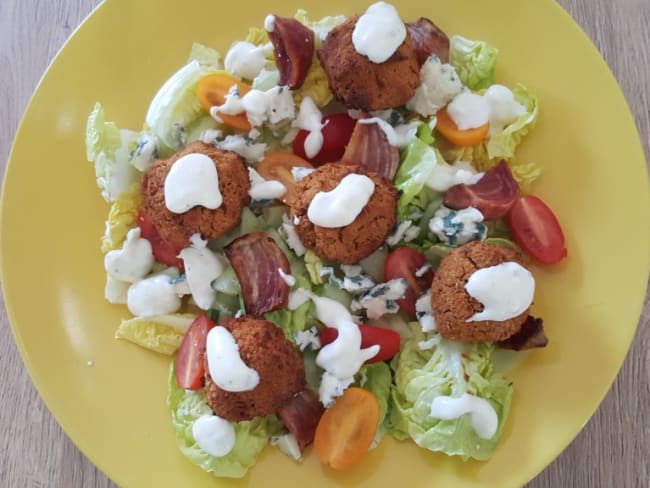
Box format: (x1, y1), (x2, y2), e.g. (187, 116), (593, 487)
(206, 326), (260, 392)
(224, 41), (266, 80)
(127, 274), (182, 317)
(447, 84), (526, 133)
(358, 117), (421, 147)
(447, 92), (489, 130)
(429, 393), (498, 440)
(164, 153), (222, 213)
(104, 228), (154, 283)
(179, 234), (224, 310)
(293, 97), (324, 158)
(288, 289), (379, 405)
(352, 2), (406, 63)
(192, 415), (236, 457)
(464, 262), (535, 322)
(307, 174), (375, 228)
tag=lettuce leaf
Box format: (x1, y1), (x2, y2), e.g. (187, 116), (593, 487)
(187, 42), (222, 69)
(389, 324), (513, 460)
(101, 182), (142, 253)
(449, 36), (498, 90)
(167, 362), (281, 478)
(115, 313), (197, 355)
(85, 103), (141, 202)
(355, 362), (392, 425)
(444, 84), (540, 190)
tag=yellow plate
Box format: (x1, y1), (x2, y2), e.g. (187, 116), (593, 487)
(1, 0), (648, 486)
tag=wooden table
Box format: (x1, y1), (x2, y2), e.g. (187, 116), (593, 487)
(0, 1), (648, 486)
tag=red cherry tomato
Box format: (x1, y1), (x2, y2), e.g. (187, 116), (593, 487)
(175, 315), (215, 390)
(292, 113), (356, 164)
(137, 210), (185, 271)
(383, 247), (433, 318)
(320, 325), (400, 363)
(507, 195), (567, 265)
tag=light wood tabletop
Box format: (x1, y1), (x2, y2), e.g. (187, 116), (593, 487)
(1, 1), (648, 487)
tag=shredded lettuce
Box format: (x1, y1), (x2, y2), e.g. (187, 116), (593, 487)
(388, 324), (513, 460)
(115, 314), (197, 355)
(101, 183), (142, 253)
(449, 36), (498, 90)
(167, 362), (281, 478)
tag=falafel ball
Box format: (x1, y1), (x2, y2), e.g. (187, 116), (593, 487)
(317, 16), (420, 111)
(287, 163), (397, 264)
(431, 241), (530, 343)
(141, 141), (250, 249)
(204, 316), (305, 422)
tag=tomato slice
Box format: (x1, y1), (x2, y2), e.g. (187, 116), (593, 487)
(507, 195), (567, 265)
(292, 113), (356, 164)
(383, 247), (433, 318)
(137, 210), (185, 271)
(256, 152), (313, 203)
(313, 387), (379, 470)
(436, 106), (489, 146)
(175, 315), (215, 390)
(320, 325), (400, 363)
(196, 73), (252, 131)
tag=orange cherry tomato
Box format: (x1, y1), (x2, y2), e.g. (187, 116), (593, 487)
(256, 151), (314, 203)
(313, 387), (380, 470)
(436, 106), (489, 146)
(196, 73), (252, 131)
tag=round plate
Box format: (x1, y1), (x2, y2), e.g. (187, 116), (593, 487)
(1, 0), (648, 486)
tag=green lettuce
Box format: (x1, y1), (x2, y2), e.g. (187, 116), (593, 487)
(444, 84), (540, 189)
(167, 362), (281, 478)
(355, 362), (392, 426)
(449, 36), (498, 90)
(115, 313), (197, 355)
(187, 42), (222, 69)
(101, 182), (142, 253)
(389, 324), (513, 460)
(85, 103), (141, 202)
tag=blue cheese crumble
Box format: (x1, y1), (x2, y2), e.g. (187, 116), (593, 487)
(415, 290), (436, 332)
(320, 265), (376, 294)
(429, 206), (487, 246)
(351, 278), (408, 319)
(406, 55), (465, 116)
(294, 326), (321, 352)
(386, 220), (420, 246)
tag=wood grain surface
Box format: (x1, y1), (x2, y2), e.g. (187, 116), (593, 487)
(0, 0), (648, 487)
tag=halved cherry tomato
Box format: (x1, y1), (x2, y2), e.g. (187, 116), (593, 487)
(175, 315), (215, 390)
(137, 210), (184, 271)
(196, 73), (252, 131)
(507, 195), (567, 265)
(436, 106), (489, 146)
(319, 325), (400, 363)
(292, 113), (356, 164)
(313, 387), (379, 470)
(383, 247), (433, 318)
(256, 151), (313, 203)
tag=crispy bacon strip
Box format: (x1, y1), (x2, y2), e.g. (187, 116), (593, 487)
(406, 17), (450, 65)
(224, 232), (290, 316)
(267, 15), (315, 89)
(341, 121), (400, 180)
(443, 161), (519, 220)
(497, 316), (549, 351)
(277, 388), (324, 449)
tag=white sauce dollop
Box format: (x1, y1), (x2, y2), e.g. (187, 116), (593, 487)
(206, 326), (260, 392)
(224, 41), (267, 80)
(127, 274), (182, 317)
(307, 174), (375, 228)
(289, 289), (379, 406)
(293, 97), (324, 158)
(164, 153), (222, 213)
(179, 234), (224, 310)
(447, 92), (490, 130)
(104, 228), (154, 283)
(426, 160), (484, 192)
(192, 415), (236, 457)
(484, 84), (526, 136)
(264, 14), (275, 32)
(358, 117), (421, 148)
(429, 393), (498, 440)
(464, 262), (535, 322)
(352, 2), (406, 63)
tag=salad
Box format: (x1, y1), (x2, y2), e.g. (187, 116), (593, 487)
(85, 1), (567, 478)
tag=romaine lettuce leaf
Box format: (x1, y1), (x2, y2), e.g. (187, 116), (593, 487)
(167, 362), (281, 478)
(388, 324), (513, 460)
(449, 36), (498, 90)
(394, 134), (440, 218)
(115, 313), (197, 355)
(355, 362), (392, 425)
(101, 182), (142, 253)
